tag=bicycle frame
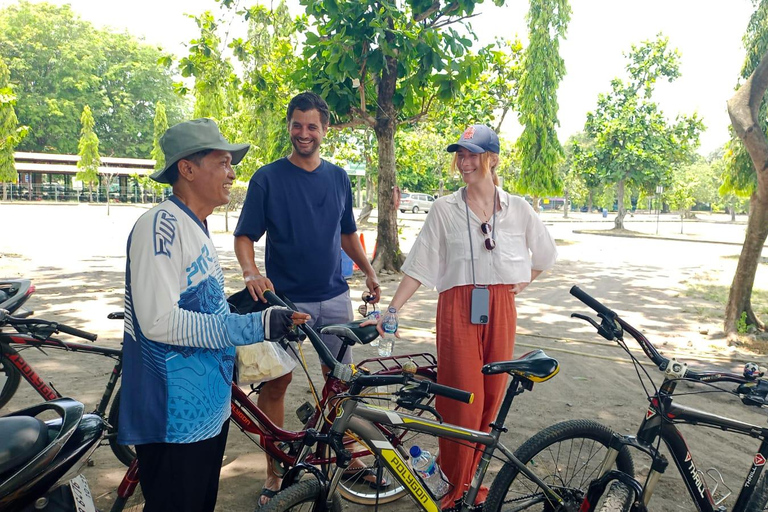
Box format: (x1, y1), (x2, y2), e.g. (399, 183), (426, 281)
(229, 352), (439, 476)
(321, 377), (564, 512)
(0, 334), (122, 415)
(616, 382), (768, 512)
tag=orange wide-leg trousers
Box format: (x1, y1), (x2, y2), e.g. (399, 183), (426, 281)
(434, 284), (516, 509)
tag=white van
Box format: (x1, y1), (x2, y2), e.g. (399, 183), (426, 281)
(400, 192), (435, 214)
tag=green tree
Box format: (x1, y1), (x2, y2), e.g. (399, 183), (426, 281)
(0, 1), (185, 157)
(0, 56), (27, 200)
(516, 0), (571, 211)
(151, 102), (169, 171)
(584, 35), (702, 229)
(293, 0), (503, 271)
(76, 105), (100, 202)
(723, 0), (768, 338)
(178, 11), (232, 120)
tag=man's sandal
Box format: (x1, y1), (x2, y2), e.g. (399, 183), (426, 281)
(257, 487), (278, 508)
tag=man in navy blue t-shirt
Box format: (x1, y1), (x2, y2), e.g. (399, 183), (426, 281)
(234, 92), (380, 504)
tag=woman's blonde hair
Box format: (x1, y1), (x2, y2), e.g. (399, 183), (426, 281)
(452, 151), (500, 186)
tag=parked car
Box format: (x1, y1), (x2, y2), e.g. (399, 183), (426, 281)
(399, 192), (435, 214)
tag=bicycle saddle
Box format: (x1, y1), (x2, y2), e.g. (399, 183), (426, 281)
(319, 321), (379, 346)
(481, 350), (560, 383)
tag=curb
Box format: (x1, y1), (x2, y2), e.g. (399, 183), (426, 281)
(573, 229), (748, 247)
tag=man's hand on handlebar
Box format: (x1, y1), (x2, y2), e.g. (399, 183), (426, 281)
(244, 273), (274, 303)
(262, 306), (311, 341)
(365, 275), (381, 304)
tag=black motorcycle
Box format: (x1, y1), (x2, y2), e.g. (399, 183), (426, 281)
(0, 398), (105, 512)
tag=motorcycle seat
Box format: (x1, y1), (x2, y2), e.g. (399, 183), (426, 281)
(0, 416), (49, 476)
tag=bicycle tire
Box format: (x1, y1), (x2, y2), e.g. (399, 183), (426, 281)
(485, 419), (634, 512)
(596, 481), (634, 512)
(330, 371), (440, 505)
(107, 388), (137, 467)
(258, 479), (342, 512)
(0, 345), (21, 409)
(745, 470), (768, 512)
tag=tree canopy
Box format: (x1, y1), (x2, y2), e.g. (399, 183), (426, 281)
(515, 0), (571, 205)
(0, 1), (187, 157)
(583, 35), (702, 229)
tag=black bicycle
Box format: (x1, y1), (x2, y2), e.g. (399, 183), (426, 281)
(571, 285), (768, 512)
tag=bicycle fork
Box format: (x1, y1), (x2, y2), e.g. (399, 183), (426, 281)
(582, 432), (667, 512)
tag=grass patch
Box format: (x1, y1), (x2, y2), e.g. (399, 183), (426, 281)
(684, 281), (768, 326)
(722, 254), (768, 265)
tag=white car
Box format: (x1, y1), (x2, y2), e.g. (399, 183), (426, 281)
(399, 192), (435, 214)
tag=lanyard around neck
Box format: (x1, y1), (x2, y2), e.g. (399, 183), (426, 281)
(463, 186), (497, 287)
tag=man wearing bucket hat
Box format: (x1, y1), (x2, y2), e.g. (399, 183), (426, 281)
(373, 124), (557, 510)
(119, 118), (310, 512)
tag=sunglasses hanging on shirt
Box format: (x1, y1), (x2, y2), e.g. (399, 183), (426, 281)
(480, 222), (496, 251)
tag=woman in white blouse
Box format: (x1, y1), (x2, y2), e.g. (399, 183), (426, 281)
(380, 125), (557, 510)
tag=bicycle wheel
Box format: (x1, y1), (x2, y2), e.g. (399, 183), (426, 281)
(328, 371), (440, 505)
(485, 419), (634, 512)
(107, 389), (137, 467)
(596, 481), (634, 512)
(258, 479), (342, 512)
(0, 346), (21, 409)
(745, 470), (768, 512)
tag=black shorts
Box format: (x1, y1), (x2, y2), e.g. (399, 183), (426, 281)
(135, 421), (230, 512)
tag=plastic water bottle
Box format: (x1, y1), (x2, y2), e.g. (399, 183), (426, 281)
(378, 307), (398, 357)
(409, 445), (449, 499)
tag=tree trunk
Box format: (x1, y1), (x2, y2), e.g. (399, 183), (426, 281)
(531, 195), (540, 213)
(588, 191), (593, 213)
(725, 48), (768, 339)
(724, 194), (768, 337)
(371, 46), (403, 272)
(88, 182), (93, 203)
(563, 187), (569, 219)
(613, 179), (626, 229)
(2, 182), (6, 201)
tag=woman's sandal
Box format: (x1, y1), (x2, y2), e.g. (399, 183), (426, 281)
(342, 466), (391, 489)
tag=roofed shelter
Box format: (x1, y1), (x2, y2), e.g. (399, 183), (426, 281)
(8, 152), (159, 203)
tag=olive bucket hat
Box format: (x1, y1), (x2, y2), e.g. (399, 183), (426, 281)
(150, 118), (250, 184)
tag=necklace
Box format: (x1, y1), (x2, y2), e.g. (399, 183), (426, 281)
(466, 195), (495, 221)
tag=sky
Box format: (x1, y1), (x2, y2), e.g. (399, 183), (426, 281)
(3, 0), (757, 155)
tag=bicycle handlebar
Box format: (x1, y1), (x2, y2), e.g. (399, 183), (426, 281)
(352, 373), (473, 404)
(569, 286), (748, 385)
(262, 291), (474, 404)
(0, 309), (98, 342)
(263, 290), (339, 371)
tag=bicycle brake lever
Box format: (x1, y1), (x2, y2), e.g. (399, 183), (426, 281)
(394, 397), (444, 423)
(571, 313), (600, 330)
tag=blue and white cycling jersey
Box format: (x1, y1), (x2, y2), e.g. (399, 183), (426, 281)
(118, 196), (265, 445)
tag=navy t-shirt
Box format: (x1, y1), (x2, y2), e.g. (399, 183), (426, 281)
(234, 157), (357, 302)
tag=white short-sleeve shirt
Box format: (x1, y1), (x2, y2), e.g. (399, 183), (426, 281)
(401, 187), (557, 293)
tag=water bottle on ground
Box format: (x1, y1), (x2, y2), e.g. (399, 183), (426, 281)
(378, 307), (398, 357)
(409, 445), (449, 499)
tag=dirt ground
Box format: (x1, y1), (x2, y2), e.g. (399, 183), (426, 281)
(2, 202), (768, 511)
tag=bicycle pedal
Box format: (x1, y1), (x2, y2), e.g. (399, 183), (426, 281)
(296, 401), (314, 424)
